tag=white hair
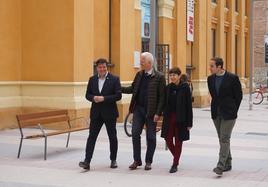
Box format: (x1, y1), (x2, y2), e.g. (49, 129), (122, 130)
(141, 52), (154, 65)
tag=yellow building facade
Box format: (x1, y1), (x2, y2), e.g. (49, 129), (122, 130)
(0, 0), (250, 129)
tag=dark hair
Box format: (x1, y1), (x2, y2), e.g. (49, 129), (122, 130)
(169, 67), (181, 76)
(211, 57), (224, 68)
(180, 74), (188, 83)
(95, 58), (108, 66)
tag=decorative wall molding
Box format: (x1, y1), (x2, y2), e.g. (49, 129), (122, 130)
(0, 81), (134, 109)
(158, 0), (175, 19)
(134, 0), (141, 10)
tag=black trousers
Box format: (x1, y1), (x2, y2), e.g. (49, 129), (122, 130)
(85, 116), (118, 162)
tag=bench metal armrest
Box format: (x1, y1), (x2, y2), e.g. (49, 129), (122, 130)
(37, 124), (47, 137)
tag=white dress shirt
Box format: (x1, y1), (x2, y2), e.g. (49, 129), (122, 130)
(145, 68), (153, 75)
(98, 72), (108, 93)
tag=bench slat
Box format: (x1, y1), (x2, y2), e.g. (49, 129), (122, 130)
(24, 126), (89, 139)
(19, 115), (69, 128)
(17, 110), (68, 121)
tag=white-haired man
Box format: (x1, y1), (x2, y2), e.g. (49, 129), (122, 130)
(122, 52), (166, 170)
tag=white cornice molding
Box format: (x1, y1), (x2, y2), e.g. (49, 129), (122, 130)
(134, 0), (141, 10)
(0, 81), (134, 109)
(158, 0), (175, 19)
(0, 81), (21, 85)
(0, 81), (88, 86)
(0, 81), (133, 86)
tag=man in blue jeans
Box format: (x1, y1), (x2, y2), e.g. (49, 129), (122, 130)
(207, 57), (242, 176)
(122, 52), (166, 170)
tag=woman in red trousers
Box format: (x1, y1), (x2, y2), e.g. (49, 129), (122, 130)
(161, 67), (193, 173)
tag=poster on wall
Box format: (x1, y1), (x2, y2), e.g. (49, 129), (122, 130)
(134, 51), (141, 68)
(141, 0), (150, 38)
(187, 0), (194, 42)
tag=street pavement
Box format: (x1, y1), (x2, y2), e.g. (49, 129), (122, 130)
(0, 95), (268, 187)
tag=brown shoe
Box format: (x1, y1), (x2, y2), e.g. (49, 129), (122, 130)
(144, 163), (152, 171)
(129, 161), (142, 170)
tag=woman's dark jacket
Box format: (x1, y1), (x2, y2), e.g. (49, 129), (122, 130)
(161, 82), (193, 141)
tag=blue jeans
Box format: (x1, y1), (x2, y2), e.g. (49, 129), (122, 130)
(132, 105), (156, 163)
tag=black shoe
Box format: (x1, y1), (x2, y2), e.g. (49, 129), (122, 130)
(223, 166), (232, 172)
(169, 165), (178, 173)
(213, 167), (223, 176)
(110, 160), (118, 169)
(144, 163), (152, 171)
(79, 161), (90, 170)
(129, 161), (142, 170)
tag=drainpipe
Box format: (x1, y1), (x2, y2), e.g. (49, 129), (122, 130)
(109, 0), (112, 64)
(150, 0), (158, 70)
(249, 0), (254, 110)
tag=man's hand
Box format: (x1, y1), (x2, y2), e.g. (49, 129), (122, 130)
(93, 96), (105, 103)
(153, 115), (160, 122)
(93, 96), (99, 103)
(98, 96), (104, 102)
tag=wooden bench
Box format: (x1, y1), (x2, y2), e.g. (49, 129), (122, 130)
(16, 110), (89, 160)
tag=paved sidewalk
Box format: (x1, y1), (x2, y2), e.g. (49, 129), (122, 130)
(0, 95), (268, 187)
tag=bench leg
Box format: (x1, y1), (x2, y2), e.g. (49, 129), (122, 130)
(44, 137), (47, 160)
(66, 132), (70, 148)
(17, 138), (23, 158)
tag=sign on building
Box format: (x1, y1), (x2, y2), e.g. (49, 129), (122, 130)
(187, 0), (194, 42)
(141, 0), (150, 38)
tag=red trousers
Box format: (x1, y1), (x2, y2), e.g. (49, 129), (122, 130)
(165, 112), (183, 166)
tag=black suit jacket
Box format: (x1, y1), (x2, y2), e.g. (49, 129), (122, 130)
(207, 71), (243, 120)
(86, 73), (122, 120)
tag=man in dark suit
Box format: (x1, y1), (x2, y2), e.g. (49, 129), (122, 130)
(207, 57), (243, 176)
(79, 59), (122, 170)
(122, 52), (166, 171)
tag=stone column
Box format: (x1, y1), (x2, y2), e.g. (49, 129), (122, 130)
(158, 0), (176, 68)
(216, 0), (225, 58)
(237, 0), (246, 78)
(227, 0), (236, 73)
(175, 0), (187, 72)
(192, 0), (210, 107)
